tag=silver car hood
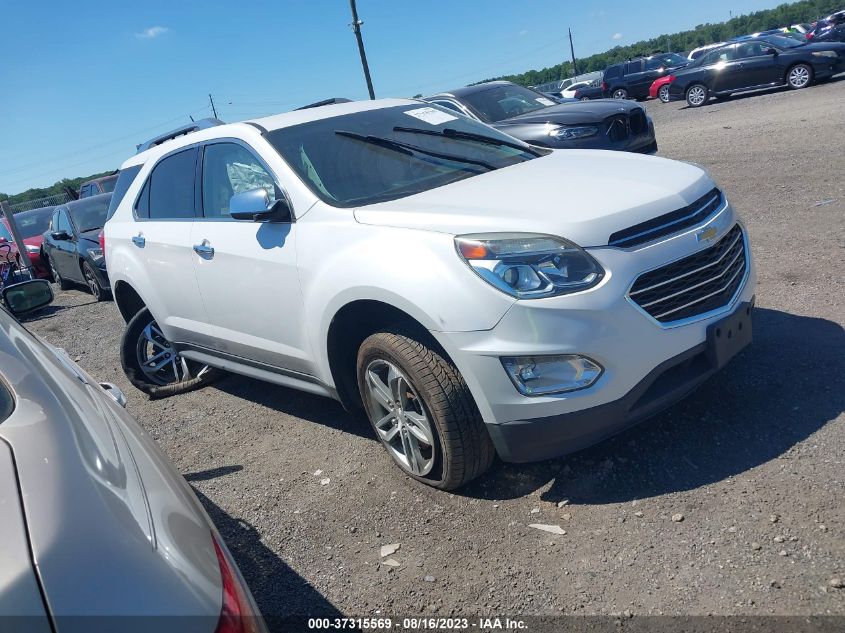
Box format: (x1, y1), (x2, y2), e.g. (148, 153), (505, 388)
(354, 150), (714, 247)
(0, 316), (222, 624)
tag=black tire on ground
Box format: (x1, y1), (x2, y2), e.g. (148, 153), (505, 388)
(82, 261), (109, 301)
(658, 85), (671, 103)
(356, 330), (495, 490)
(612, 88), (628, 100)
(120, 307), (222, 398)
(48, 255), (72, 290)
(686, 83), (709, 108)
(786, 63), (813, 89)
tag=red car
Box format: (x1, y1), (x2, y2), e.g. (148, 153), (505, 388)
(1, 206), (54, 279)
(649, 75), (677, 103)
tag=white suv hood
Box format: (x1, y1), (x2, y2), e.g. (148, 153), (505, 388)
(354, 150), (714, 247)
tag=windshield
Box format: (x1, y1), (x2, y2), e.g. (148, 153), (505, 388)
(98, 175), (118, 193)
(68, 196), (110, 232)
(660, 53), (689, 67)
(265, 104), (540, 207)
(14, 207), (53, 238)
(458, 84), (557, 123)
(762, 35), (803, 48)
(0, 222), (11, 242)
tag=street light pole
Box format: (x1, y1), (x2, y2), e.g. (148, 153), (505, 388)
(349, 0), (376, 99)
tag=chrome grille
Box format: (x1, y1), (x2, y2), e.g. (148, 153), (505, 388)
(608, 188), (723, 249)
(629, 225), (747, 324)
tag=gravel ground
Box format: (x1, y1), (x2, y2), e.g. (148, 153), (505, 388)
(24, 79), (844, 626)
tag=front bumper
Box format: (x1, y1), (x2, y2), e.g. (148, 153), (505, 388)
(432, 205), (755, 462)
(486, 300), (753, 462)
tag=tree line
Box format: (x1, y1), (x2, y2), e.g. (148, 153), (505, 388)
(482, 0), (842, 87)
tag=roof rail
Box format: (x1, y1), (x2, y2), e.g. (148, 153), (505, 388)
(136, 118), (226, 153)
(294, 98), (352, 110)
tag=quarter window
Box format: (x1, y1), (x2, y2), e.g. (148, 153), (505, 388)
(201, 143), (277, 219)
(147, 148), (198, 220)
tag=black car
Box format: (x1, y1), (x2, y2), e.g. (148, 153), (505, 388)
(667, 35), (845, 107)
(573, 83), (604, 100)
(602, 52), (690, 100)
(425, 81), (657, 153)
(42, 193), (112, 300)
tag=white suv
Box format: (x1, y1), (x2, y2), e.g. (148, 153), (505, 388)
(105, 99), (755, 489)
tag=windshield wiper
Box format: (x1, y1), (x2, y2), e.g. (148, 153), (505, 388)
(393, 126), (545, 157)
(334, 130), (497, 171)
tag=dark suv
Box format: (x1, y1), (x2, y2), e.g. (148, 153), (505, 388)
(603, 53), (690, 100)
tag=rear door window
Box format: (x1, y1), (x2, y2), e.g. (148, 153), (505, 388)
(147, 148), (198, 220)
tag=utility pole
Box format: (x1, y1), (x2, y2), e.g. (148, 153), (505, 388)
(208, 94), (218, 119)
(568, 28), (579, 78)
(349, 0), (375, 99)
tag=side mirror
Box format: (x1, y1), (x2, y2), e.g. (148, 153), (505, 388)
(229, 188), (293, 223)
(2, 279), (53, 317)
(51, 230), (71, 241)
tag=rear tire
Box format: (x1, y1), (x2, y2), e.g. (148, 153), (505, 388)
(357, 330), (495, 490)
(786, 63), (812, 89)
(82, 261), (109, 302)
(612, 88), (628, 100)
(120, 307), (222, 398)
(686, 84), (709, 107)
(658, 84), (671, 103)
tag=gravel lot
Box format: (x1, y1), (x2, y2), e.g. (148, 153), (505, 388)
(25, 79), (844, 627)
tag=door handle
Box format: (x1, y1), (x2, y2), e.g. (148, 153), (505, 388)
(193, 240), (214, 259)
(132, 235), (145, 248)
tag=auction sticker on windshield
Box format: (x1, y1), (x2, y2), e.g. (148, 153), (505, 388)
(404, 107), (458, 125)
(536, 97), (555, 106)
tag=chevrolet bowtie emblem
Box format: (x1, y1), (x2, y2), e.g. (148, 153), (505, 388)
(696, 226), (718, 243)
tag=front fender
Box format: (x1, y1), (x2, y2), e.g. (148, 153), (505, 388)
(295, 209), (515, 381)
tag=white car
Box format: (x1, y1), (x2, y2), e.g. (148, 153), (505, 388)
(688, 42), (727, 60)
(560, 81), (592, 99)
(105, 99), (755, 489)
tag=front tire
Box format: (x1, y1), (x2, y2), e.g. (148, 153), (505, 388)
(612, 88), (628, 100)
(658, 84), (671, 103)
(357, 330), (494, 490)
(787, 63), (812, 89)
(120, 307), (221, 397)
(686, 84), (709, 107)
(82, 261), (109, 301)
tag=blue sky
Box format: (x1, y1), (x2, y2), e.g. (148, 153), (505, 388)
(1, 0), (779, 194)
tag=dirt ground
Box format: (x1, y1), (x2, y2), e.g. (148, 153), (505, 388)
(25, 78), (845, 628)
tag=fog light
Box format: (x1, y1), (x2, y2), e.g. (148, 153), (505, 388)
(502, 354), (603, 396)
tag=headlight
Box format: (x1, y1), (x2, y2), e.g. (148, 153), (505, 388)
(502, 354), (603, 396)
(455, 233), (604, 298)
(25, 244), (40, 254)
(812, 50), (837, 58)
(88, 248), (104, 262)
(548, 125), (598, 140)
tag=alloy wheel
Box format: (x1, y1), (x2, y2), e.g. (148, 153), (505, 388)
(612, 89), (628, 100)
(687, 86), (707, 106)
(83, 266), (100, 300)
(136, 319), (211, 386)
(364, 359), (436, 476)
(788, 65), (810, 88)
(658, 85), (670, 103)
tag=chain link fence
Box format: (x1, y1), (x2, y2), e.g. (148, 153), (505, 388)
(8, 191), (73, 213)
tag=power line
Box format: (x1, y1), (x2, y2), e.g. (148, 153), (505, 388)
(0, 106), (211, 179)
